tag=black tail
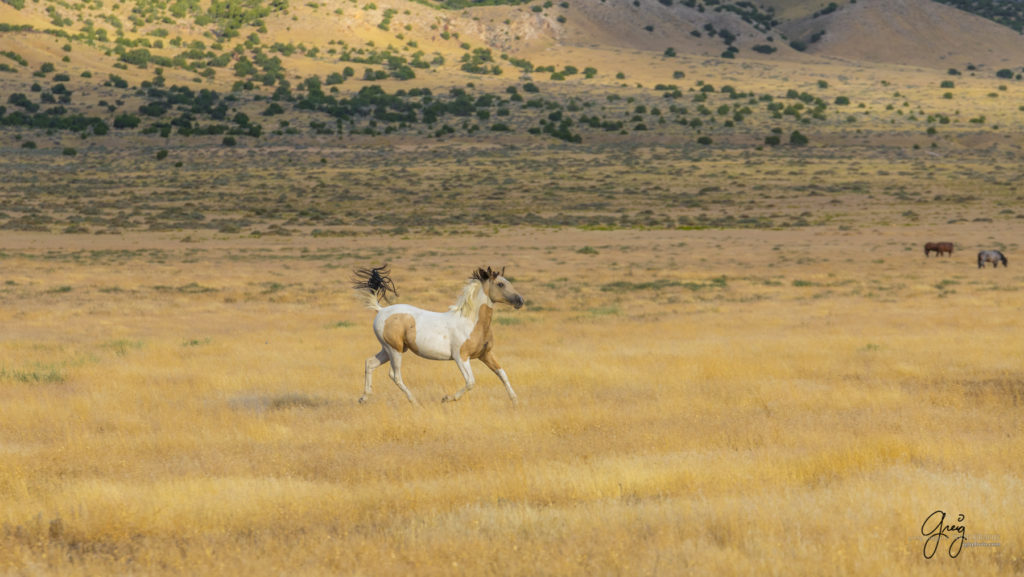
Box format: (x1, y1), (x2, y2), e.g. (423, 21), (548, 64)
(352, 264), (398, 303)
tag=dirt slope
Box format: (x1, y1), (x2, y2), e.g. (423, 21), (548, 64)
(776, 0), (1024, 69)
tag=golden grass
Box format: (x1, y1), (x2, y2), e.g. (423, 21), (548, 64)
(1, 224), (1021, 575)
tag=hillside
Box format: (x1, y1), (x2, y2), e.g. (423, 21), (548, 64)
(1, 0), (1024, 157)
(773, 0), (1024, 69)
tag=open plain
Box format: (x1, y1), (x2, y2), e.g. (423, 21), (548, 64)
(1, 197), (1022, 575)
(2, 0), (1024, 574)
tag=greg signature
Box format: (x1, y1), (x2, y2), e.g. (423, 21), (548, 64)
(921, 510), (966, 559)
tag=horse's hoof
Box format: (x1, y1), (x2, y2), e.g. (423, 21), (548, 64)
(358, 396), (368, 404)
(441, 395), (453, 403)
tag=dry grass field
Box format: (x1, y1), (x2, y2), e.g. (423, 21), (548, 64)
(1, 217), (1022, 575)
(1, 0), (1023, 573)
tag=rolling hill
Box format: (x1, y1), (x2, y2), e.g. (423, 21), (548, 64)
(1, 0), (1024, 150)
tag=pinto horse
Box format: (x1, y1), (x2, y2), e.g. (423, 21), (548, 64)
(977, 250), (1008, 268)
(924, 242), (954, 257)
(354, 265), (524, 405)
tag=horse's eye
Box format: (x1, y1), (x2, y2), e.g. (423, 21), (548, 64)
(497, 282), (505, 288)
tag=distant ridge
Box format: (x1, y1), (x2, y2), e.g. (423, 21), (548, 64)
(774, 0), (1024, 68)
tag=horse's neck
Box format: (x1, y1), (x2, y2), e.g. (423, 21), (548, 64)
(473, 301), (494, 330)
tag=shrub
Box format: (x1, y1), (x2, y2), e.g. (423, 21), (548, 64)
(156, 149), (169, 160)
(696, 136), (712, 145)
(764, 135), (780, 146)
(113, 113), (140, 129)
(940, 80), (954, 88)
(222, 135), (237, 146)
(262, 102), (285, 115)
(834, 96), (850, 105)
(996, 68), (1014, 79)
(789, 131), (809, 146)
(62, 147), (77, 156)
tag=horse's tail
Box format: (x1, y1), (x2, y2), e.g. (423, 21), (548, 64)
(352, 264), (398, 311)
(357, 290), (384, 311)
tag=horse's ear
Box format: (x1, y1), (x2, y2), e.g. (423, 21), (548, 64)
(500, 266), (506, 277)
(473, 267), (488, 282)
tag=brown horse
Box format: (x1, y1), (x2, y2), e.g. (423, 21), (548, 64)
(924, 242), (954, 257)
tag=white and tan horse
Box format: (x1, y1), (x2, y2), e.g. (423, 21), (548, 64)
(354, 266), (524, 405)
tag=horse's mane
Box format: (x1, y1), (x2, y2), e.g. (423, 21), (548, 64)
(450, 279), (486, 319)
(449, 267), (504, 318)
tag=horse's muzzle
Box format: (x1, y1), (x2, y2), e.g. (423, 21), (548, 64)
(513, 295), (525, 309)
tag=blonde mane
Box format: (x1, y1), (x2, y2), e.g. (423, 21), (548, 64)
(449, 279), (489, 319)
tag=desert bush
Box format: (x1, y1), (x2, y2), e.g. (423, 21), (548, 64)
(113, 113), (141, 128)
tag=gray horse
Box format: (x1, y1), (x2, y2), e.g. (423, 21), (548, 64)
(977, 250), (1008, 268)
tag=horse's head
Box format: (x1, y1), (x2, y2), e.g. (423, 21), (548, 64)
(474, 266), (525, 310)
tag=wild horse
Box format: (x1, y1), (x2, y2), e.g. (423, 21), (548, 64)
(353, 265), (524, 405)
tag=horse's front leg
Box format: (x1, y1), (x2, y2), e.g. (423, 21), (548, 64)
(480, 350), (518, 406)
(442, 356), (475, 403)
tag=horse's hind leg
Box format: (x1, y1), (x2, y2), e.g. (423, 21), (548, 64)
(387, 350), (418, 404)
(361, 349), (390, 404)
(479, 350), (518, 406)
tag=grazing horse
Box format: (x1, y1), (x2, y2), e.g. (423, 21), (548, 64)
(924, 242), (954, 257)
(977, 250), (1008, 268)
(354, 265), (525, 405)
